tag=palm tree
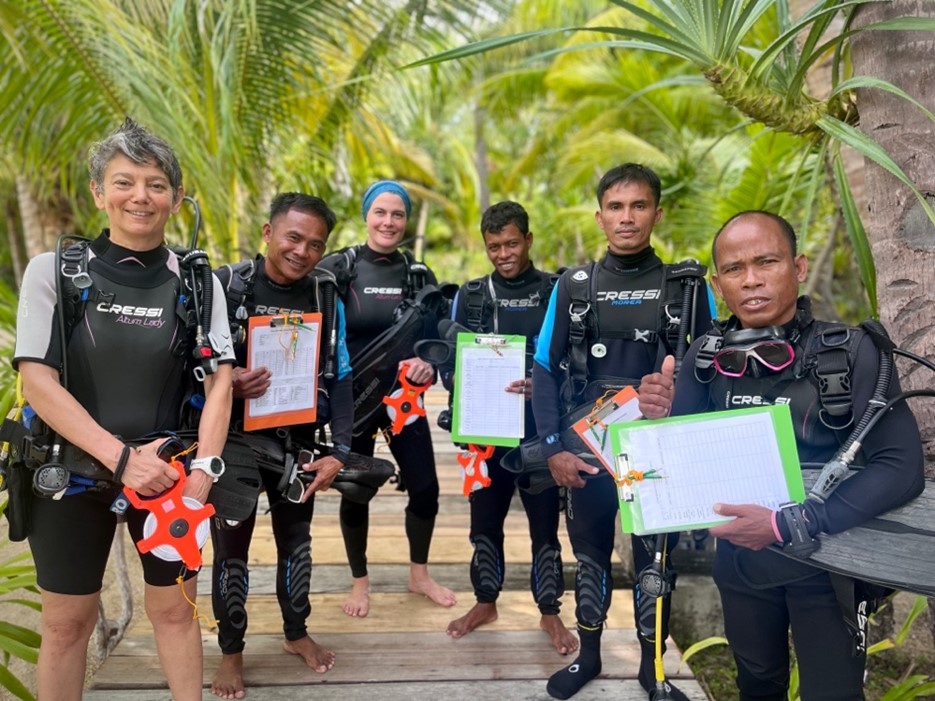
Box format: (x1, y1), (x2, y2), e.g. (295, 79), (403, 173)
(850, 0), (935, 461)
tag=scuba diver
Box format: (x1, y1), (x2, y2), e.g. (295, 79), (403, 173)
(531, 164), (713, 700)
(318, 180), (455, 617)
(638, 211), (925, 700)
(442, 201), (577, 655)
(209, 193), (353, 699)
(11, 118), (234, 701)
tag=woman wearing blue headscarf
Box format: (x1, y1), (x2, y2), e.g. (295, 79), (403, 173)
(319, 180), (455, 617)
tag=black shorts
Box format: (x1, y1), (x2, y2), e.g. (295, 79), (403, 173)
(28, 486), (198, 595)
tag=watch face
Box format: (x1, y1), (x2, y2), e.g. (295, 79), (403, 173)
(208, 457), (224, 476)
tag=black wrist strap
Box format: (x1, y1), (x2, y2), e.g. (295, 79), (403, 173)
(778, 502), (820, 558)
(113, 445), (131, 485)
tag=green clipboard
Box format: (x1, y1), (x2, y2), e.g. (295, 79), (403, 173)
(609, 404), (804, 535)
(451, 332), (526, 447)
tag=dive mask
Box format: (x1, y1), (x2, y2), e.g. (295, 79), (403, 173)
(713, 326), (795, 377)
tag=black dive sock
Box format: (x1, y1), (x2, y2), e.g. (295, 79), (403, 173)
(638, 637), (690, 701)
(546, 627), (602, 700)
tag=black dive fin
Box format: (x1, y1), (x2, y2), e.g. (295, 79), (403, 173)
(210, 433), (263, 523)
(500, 401), (606, 494)
(350, 285), (449, 436)
(285, 444), (396, 505)
(776, 469), (935, 597)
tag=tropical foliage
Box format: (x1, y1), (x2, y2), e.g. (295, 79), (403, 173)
(0, 503), (40, 701)
(416, 0), (935, 314)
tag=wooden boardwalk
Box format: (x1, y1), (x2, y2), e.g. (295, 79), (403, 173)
(84, 388), (708, 700)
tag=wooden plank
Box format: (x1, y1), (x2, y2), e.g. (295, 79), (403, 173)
(204, 511), (616, 567)
(91, 629), (693, 689)
(128, 589), (635, 637)
(84, 678), (709, 701)
(88, 384), (699, 698)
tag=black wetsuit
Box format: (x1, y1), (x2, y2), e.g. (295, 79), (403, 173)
(318, 244), (440, 576)
(210, 257), (353, 654)
(12, 230), (234, 594)
(449, 265), (564, 613)
(672, 298), (924, 701)
(533, 246), (713, 695)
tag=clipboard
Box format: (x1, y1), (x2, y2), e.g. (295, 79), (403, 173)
(571, 386), (642, 474)
(610, 404), (804, 535)
(451, 332), (525, 447)
(243, 313), (321, 431)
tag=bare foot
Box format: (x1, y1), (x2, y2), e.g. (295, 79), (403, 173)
(342, 576), (370, 617)
(283, 635), (335, 673)
(408, 564), (457, 607)
(211, 652), (245, 699)
(447, 602), (498, 638)
(541, 614), (579, 655)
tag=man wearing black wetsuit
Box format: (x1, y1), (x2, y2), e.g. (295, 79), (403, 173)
(533, 164), (713, 700)
(209, 193), (353, 698)
(443, 201), (577, 655)
(639, 211), (924, 701)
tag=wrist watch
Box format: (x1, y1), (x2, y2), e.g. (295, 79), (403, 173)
(190, 456), (226, 483)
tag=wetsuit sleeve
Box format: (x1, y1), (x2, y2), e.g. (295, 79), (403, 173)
(13, 252), (60, 371)
(425, 266), (439, 287)
(532, 279), (569, 458)
(800, 335), (925, 535)
(208, 274), (236, 363)
(670, 340), (714, 417)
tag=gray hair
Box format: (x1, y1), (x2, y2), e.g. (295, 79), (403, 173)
(88, 117), (183, 201)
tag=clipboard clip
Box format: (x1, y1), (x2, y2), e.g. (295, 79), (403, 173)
(474, 334), (508, 356)
(586, 398), (621, 427)
(270, 314), (315, 331)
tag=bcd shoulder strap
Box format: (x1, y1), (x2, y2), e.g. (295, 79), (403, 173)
(57, 237), (94, 354)
(803, 320), (865, 430)
(463, 275), (489, 331)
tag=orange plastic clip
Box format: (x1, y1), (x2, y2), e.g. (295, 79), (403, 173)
(122, 460), (215, 571)
(382, 362), (431, 435)
(457, 444), (495, 497)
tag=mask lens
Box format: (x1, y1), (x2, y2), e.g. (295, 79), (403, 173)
(713, 341), (794, 377)
(712, 349), (749, 375)
(751, 342), (795, 370)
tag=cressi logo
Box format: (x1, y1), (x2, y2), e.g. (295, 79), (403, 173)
(730, 395), (792, 406)
(96, 303), (163, 318)
(254, 304), (304, 315)
(363, 286), (402, 295)
(595, 289), (660, 302)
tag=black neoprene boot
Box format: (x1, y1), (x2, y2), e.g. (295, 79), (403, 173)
(546, 625), (602, 699)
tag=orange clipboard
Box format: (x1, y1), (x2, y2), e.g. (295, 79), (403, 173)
(571, 385), (642, 475)
(243, 313), (321, 432)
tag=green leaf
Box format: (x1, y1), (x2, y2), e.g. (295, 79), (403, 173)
(0, 664), (35, 701)
(0, 630), (39, 665)
(820, 115), (935, 228)
(833, 149), (876, 314)
(405, 28), (576, 68)
(678, 635), (728, 667)
(894, 594), (928, 646)
(830, 76), (935, 124)
(748, 0), (867, 83)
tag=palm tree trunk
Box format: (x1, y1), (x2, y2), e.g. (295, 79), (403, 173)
(851, 0), (935, 648)
(851, 0), (935, 465)
(17, 176), (49, 260)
